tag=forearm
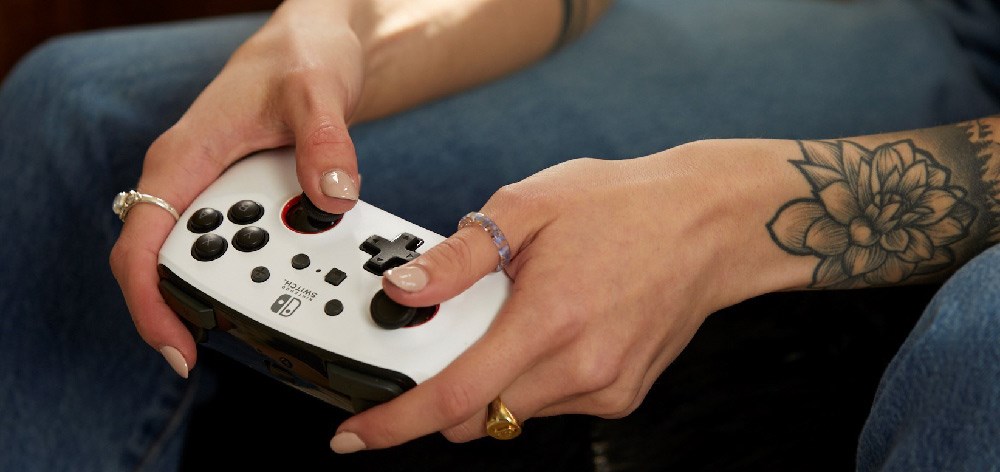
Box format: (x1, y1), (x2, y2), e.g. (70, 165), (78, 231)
(348, 0), (613, 121)
(766, 115), (1000, 290)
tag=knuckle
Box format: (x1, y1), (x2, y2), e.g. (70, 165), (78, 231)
(146, 129), (227, 181)
(596, 400), (640, 420)
(278, 66), (320, 95)
(361, 417), (406, 448)
(591, 386), (640, 419)
(490, 181), (548, 211)
(433, 382), (479, 426)
(532, 301), (585, 347)
(278, 69), (354, 154)
(441, 422), (480, 444)
(570, 351), (622, 394)
(426, 236), (477, 280)
(304, 120), (352, 149)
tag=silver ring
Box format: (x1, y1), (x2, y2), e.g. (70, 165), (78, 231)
(457, 212), (511, 273)
(113, 190), (179, 222)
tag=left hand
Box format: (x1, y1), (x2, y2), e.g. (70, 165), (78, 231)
(330, 139), (815, 451)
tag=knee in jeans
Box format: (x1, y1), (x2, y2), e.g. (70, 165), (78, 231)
(916, 245), (1000, 358)
(2, 34), (122, 126)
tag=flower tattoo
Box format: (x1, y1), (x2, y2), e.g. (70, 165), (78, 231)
(768, 140), (977, 288)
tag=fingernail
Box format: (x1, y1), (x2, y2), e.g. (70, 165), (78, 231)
(159, 346), (189, 379)
(320, 169), (359, 201)
(330, 431), (366, 454)
(384, 265), (428, 293)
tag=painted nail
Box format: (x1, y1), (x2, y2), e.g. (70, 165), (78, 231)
(159, 346), (189, 379)
(330, 432), (366, 454)
(320, 169), (359, 201)
(384, 265), (429, 293)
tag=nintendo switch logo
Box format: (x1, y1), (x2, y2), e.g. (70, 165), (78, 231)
(270, 294), (301, 317)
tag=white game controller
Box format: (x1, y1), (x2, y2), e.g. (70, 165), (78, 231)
(157, 148), (510, 412)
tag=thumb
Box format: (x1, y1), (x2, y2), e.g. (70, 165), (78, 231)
(289, 106), (361, 215)
(381, 212), (518, 307)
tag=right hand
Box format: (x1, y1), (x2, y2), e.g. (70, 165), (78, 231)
(110, 0), (369, 377)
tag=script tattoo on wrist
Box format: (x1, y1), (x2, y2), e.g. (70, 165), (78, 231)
(767, 118), (1000, 288)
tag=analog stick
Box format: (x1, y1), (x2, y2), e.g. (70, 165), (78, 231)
(370, 290), (438, 329)
(284, 193), (343, 233)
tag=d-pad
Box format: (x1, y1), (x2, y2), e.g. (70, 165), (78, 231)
(360, 233), (424, 275)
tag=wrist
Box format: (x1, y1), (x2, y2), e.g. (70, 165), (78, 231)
(669, 140), (817, 306)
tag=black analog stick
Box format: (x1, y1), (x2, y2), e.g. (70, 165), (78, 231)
(370, 290), (418, 329)
(284, 193), (343, 233)
(369, 290), (437, 330)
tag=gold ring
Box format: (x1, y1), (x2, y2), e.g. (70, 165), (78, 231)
(486, 396), (521, 440)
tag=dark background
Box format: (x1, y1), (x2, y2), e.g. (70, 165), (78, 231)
(185, 286), (931, 471)
(0, 0), (280, 79)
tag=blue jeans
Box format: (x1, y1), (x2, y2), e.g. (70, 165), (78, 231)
(1, 1), (998, 470)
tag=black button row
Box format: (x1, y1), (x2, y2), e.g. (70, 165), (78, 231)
(187, 201), (264, 234)
(191, 227), (269, 261)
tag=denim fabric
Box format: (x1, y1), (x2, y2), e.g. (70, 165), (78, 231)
(0, 14), (268, 472)
(350, 0), (1000, 235)
(0, 0), (997, 470)
(857, 244), (1000, 471)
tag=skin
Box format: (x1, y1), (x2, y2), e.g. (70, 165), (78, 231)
(109, 0), (580, 375)
(342, 119), (1000, 449)
(107, 0), (999, 456)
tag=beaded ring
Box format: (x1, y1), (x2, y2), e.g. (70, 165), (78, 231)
(457, 212), (512, 273)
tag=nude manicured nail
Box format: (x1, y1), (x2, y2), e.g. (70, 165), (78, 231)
(320, 169), (359, 201)
(385, 265), (428, 293)
(330, 431), (366, 454)
(159, 346), (189, 379)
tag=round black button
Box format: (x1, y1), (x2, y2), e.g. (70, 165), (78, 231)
(191, 233), (227, 261)
(324, 299), (344, 317)
(232, 226), (269, 252)
(228, 200), (264, 225)
(251, 266), (270, 283)
(187, 208), (223, 233)
(291, 254), (310, 270)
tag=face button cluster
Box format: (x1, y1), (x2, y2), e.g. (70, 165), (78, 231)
(188, 201), (268, 262)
